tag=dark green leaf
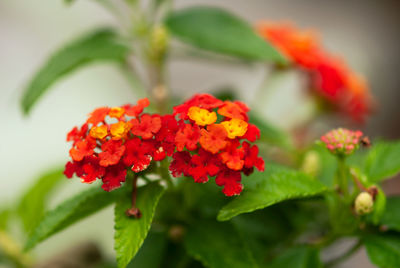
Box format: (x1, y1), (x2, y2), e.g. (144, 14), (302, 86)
(25, 185), (124, 250)
(217, 165), (327, 221)
(165, 7), (287, 63)
(364, 140), (400, 183)
(21, 28), (130, 114)
(364, 233), (400, 268)
(184, 220), (258, 268)
(380, 196), (400, 232)
(17, 168), (64, 233)
(249, 112), (293, 149)
(114, 182), (165, 268)
(269, 246), (322, 268)
(127, 231), (167, 268)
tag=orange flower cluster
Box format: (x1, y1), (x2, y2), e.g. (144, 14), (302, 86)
(64, 98), (172, 191)
(65, 95), (265, 196)
(170, 94), (265, 196)
(256, 22), (373, 122)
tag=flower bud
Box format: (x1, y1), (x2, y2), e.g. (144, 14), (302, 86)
(355, 192), (374, 215)
(148, 25), (169, 64)
(301, 151), (320, 177)
(320, 128), (363, 156)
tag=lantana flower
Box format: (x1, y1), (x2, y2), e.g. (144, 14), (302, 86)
(256, 21), (373, 122)
(65, 94), (265, 196)
(170, 94), (265, 196)
(64, 98), (172, 191)
(320, 128), (364, 155)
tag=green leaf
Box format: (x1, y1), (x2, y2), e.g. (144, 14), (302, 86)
(269, 246), (322, 268)
(217, 165), (327, 221)
(127, 231), (167, 268)
(165, 7), (287, 63)
(369, 186), (386, 224)
(380, 196), (400, 231)
(184, 220), (258, 268)
(114, 182), (165, 268)
(364, 140), (400, 183)
(17, 168), (64, 234)
(249, 112), (293, 149)
(21, 28), (130, 114)
(364, 233), (400, 268)
(25, 185), (124, 250)
(0, 209), (10, 231)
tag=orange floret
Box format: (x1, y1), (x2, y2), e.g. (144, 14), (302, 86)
(199, 124), (228, 154)
(110, 121), (131, 140)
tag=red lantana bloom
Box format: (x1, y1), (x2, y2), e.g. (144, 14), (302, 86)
(256, 21), (373, 122)
(64, 98), (166, 191)
(170, 94), (265, 196)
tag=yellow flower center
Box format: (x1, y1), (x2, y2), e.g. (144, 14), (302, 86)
(110, 121), (130, 139)
(221, 118), (248, 139)
(109, 107), (125, 118)
(187, 106), (217, 126)
(90, 125), (108, 139)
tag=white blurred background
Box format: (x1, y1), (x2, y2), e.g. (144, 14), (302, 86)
(2, 0), (400, 266)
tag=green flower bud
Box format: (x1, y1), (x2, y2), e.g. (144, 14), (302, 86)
(355, 192), (374, 215)
(301, 150), (320, 177)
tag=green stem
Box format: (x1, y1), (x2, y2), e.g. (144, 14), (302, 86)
(337, 157), (349, 198)
(325, 240), (362, 268)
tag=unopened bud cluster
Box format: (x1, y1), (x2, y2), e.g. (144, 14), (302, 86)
(320, 128), (363, 155)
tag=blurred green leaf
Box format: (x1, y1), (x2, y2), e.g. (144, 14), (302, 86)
(364, 140), (400, 183)
(369, 186), (386, 225)
(325, 192), (358, 235)
(184, 220), (258, 268)
(0, 209), (10, 231)
(165, 7), (287, 63)
(127, 231), (167, 268)
(25, 185), (124, 250)
(21, 28), (130, 114)
(114, 182), (165, 268)
(364, 233), (400, 268)
(313, 145), (337, 187)
(17, 168), (64, 234)
(249, 112), (293, 149)
(268, 246), (322, 268)
(217, 165), (327, 221)
(380, 196), (400, 232)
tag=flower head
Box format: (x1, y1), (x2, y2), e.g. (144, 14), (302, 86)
(170, 94), (265, 196)
(320, 128), (364, 155)
(65, 98), (165, 191)
(257, 21), (373, 122)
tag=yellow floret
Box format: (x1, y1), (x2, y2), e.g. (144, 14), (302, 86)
(90, 125), (108, 139)
(110, 121), (130, 139)
(109, 107), (125, 118)
(221, 118), (248, 139)
(188, 106), (217, 126)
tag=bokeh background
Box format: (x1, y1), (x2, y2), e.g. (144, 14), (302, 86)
(1, 0), (400, 267)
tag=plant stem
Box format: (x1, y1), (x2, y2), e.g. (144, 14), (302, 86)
(0, 231), (33, 268)
(125, 174), (142, 218)
(337, 157), (349, 198)
(325, 240), (363, 268)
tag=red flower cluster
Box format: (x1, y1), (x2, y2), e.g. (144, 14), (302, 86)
(64, 98), (174, 191)
(170, 94), (265, 196)
(65, 95), (265, 196)
(256, 22), (373, 122)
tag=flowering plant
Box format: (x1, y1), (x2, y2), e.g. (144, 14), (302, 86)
(3, 2), (400, 268)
